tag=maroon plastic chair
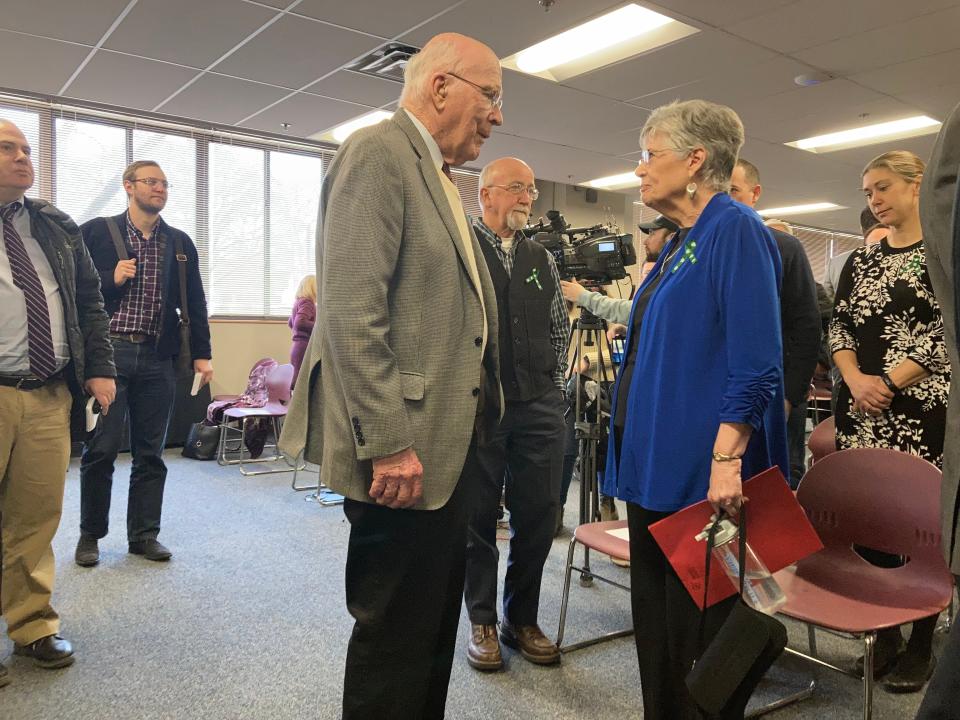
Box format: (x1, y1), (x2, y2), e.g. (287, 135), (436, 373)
(217, 363), (297, 476)
(556, 520), (633, 653)
(807, 415), (836, 466)
(806, 382), (832, 425)
(772, 448), (953, 720)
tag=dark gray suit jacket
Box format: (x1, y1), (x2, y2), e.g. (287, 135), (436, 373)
(920, 100), (960, 573)
(279, 109), (502, 510)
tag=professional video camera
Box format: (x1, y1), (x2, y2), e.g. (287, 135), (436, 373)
(522, 210), (636, 283)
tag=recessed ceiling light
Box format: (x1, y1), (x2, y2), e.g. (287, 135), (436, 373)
(585, 172), (640, 190)
(786, 116), (941, 153)
(310, 110), (393, 144)
(501, 4), (698, 82)
(757, 202), (843, 216)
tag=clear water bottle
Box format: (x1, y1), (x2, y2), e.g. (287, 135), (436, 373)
(696, 515), (786, 615)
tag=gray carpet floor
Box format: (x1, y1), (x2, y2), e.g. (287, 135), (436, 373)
(0, 451), (945, 719)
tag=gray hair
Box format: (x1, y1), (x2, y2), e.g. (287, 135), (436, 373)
(640, 100), (744, 193)
(399, 38), (463, 108)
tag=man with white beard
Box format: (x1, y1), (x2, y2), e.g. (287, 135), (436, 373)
(464, 157), (568, 671)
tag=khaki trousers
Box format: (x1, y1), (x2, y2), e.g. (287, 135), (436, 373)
(0, 380), (72, 645)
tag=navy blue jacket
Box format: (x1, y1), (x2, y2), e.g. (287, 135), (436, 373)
(80, 213), (211, 361)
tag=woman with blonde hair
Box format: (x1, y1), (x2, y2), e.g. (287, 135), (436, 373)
(830, 150), (950, 692)
(289, 274), (317, 389)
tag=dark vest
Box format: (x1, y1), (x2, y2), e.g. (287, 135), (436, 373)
(477, 234), (558, 402)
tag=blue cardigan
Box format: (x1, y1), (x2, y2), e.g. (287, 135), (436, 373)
(603, 193), (789, 511)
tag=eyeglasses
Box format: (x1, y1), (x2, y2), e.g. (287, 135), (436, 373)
(487, 182), (539, 200)
(445, 71), (503, 110)
(131, 178), (171, 189)
(638, 148), (677, 165)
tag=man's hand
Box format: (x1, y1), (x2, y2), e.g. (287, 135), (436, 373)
(85, 377), (116, 416)
(194, 359), (214, 388)
(114, 258), (137, 286)
(559, 279), (586, 304)
(370, 447), (423, 509)
(606, 323), (627, 343)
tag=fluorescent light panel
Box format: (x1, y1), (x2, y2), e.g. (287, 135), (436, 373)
(586, 172), (640, 189)
(786, 116), (941, 153)
(757, 202), (842, 216)
(501, 4), (698, 82)
(310, 110), (393, 144)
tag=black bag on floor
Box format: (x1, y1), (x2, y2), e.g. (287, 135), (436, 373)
(685, 506), (788, 717)
(181, 422), (219, 460)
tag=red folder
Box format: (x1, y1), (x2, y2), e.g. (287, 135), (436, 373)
(648, 466), (823, 609)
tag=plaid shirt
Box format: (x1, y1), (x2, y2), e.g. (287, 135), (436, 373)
(473, 219), (569, 394)
(109, 212), (165, 336)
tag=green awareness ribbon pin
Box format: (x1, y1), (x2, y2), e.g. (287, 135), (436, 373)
(671, 238), (698, 273)
(525, 267), (543, 290)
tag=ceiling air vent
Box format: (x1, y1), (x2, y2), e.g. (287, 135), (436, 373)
(346, 42), (420, 83)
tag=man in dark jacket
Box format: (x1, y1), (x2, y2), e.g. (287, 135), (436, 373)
(76, 160), (212, 567)
(0, 119), (115, 683)
(729, 159), (822, 487)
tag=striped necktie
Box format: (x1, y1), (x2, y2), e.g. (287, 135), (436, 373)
(1, 202), (58, 379)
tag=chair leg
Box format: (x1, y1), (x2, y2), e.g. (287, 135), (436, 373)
(556, 537), (579, 648)
(862, 633), (875, 720)
(807, 625), (818, 658)
(217, 421), (230, 466)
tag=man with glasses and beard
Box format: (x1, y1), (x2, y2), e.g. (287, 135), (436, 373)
(75, 160), (212, 567)
(464, 156), (568, 671)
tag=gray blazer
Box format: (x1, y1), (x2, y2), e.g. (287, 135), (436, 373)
(279, 109), (502, 510)
(920, 99), (960, 573)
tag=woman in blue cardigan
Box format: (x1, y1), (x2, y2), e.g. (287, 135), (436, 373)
(604, 99), (788, 719)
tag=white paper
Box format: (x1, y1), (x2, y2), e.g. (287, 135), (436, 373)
(605, 527), (630, 542)
(190, 371), (203, 397)
(85, 396), (99, 432)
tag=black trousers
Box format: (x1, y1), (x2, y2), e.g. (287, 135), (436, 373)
(628, 502), (740, 720)
(79, 338), (176, 542)
(341, 442), (475, 720)
(915, 576), (960, 720)
(464, 390), (563, 626)
(786, 401), (808, 489)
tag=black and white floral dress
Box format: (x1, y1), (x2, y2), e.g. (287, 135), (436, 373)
(829, 238), (950, 467)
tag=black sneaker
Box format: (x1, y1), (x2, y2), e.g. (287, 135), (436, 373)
(75, 535), (99, 567)
(128, 539), (172, 562)
(13, 634), (75, 669)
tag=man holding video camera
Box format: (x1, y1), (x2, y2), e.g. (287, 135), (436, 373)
(464, 156), (568, 671)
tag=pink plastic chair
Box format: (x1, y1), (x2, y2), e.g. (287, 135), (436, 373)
(771, 448), (953, 720)
(217, 364), (296, 476)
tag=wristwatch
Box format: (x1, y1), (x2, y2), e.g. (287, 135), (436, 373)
(881, 372), (900, 394)
(712, 451), (743, 463)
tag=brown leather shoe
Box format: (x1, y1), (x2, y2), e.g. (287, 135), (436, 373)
(13, 634), (75, 669)
(500, 622), (561, 665)
(467, 623), (503, 671)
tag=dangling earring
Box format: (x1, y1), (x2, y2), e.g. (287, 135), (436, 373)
(686, 182), (697, 197)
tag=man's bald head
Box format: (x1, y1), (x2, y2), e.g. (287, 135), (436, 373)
(399, 33), (503, 167)
(479, 157), (536, 235)
(0, 119), (34, 204)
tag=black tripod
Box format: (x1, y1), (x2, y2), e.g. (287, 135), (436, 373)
(564, 306), (618, 586)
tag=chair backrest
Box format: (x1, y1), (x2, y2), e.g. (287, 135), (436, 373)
(265, 364), (295, 405)
(807, 416), (836, 465)
(797, 448), (947, 570)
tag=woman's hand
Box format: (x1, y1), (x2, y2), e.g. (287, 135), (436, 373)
(845, 370), (893, 416)
(708, 459), (744, 514)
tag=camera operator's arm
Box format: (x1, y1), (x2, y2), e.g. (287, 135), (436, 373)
(547, 255), (570, 396)
(560, 279), (632, 324)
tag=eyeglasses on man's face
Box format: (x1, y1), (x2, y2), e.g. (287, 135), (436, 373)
(487, 182), (539, 200)
(445, 71), (503, 110)
(131, 177), (171, 189)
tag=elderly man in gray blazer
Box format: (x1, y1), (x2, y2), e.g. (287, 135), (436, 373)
(917, 99), (960, 720)
(279, 32), (503, 720)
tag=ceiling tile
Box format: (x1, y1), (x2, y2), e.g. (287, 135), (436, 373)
(304, 70), (400, 107)
(643, 0), (797, 28)
(398, 0), (627, 58)
(64, 51), (199, 110)
(0, 30), (90, 95)
(0, 0), (131, 45)
(214, 15), (380, 89)
(897, 81), (960, 120)
(238, 91), (367, 137)
(160, 74), (290, 125)
(292, 0), (458, 39)
(725, 0), (959, 53)
(104, 0), (278, 69)
(850, 48), (960, 97)
(793, 4), (960, 76)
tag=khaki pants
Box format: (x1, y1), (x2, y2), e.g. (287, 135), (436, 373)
(0, 380), (71, 645)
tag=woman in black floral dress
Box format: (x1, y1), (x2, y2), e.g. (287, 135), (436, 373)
(830, 150), (950, 693)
